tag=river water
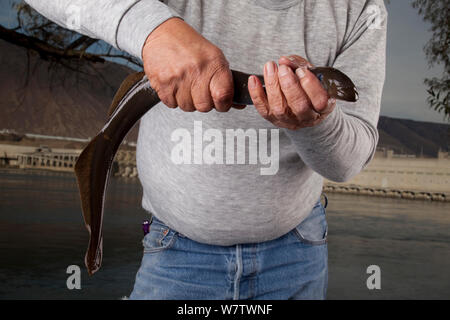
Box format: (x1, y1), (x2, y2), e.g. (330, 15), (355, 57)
(0, 171), (449, 299)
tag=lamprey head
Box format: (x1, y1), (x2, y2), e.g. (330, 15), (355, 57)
(310, 67), (359, 102)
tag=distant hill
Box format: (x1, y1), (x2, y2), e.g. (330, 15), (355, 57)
(0, 39), (448, 156)
(377, 117), (449, 157)
(0, 39), (133, 139)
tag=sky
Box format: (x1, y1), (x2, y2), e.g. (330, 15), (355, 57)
(0, 0), (447, 124)
(382, 0), (446, 124)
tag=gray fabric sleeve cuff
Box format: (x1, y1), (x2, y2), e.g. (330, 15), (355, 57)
(116, 0), (181, 60)
(285, 105), (342, 143)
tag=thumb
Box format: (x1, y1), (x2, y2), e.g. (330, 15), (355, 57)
(209, 66), (234, 112)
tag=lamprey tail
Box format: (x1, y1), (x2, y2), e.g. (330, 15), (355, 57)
(75, 73), (159, 275)
(74, 134), (110, 275)
(107, 71), (146, 117)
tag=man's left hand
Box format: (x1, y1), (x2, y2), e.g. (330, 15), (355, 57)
(248, 55), (336, 130)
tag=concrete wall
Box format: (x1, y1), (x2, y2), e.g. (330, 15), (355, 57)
(325, 154), (449, 202)
(0, 144), (36, 156)
(341, 157), (450, 193)
(0, 144), (82, 171)
(2, 144), (449, 194)
(0, 144), (83, 156)
(0, 144), (138, 177)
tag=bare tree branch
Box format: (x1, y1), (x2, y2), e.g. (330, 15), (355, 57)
(0, 25), (142, 67)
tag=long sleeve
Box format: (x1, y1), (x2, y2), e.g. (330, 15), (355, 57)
(24, 0), (180, 59)
(284, 0), (387, 183)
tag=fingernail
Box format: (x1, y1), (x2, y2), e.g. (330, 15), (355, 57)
(296, 67), (306, 78)
(248, 75), (257, 89)
(278, 64), (290, 77)
(265, 61), (275, 76)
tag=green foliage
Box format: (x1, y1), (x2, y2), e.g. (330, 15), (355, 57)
(411, 0), (450, 121)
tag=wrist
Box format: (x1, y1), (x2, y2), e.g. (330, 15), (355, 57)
(143, 17), (185, 48)
(116, 0), (181, 59)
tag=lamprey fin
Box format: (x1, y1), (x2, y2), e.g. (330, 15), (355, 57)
(75, 134), (107, 275)
(108, 71), (146, 117)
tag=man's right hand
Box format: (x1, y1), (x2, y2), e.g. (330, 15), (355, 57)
(142, 18), (238, 112)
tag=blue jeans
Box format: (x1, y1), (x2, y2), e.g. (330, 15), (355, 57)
(129, 199), (328, 300)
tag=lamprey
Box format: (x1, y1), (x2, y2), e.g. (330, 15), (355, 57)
(74, 67), (358, 275)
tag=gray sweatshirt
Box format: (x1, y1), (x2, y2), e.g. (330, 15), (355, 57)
(25, 0), (387, 245)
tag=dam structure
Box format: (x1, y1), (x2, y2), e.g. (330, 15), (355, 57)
(0, 144), (136, 178)
(17, 146), (79, 172)
(1, 142), (449, 202)
(324, 148), (450, 202)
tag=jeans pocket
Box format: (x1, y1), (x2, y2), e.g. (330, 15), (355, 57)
(142, 217), (178, 253)
(292, 201), (328, 246)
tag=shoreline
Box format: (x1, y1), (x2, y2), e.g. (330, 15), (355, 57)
(324, 183), (449, 203)
(1, 166), (448, 203)
(0, 166), (75, 177)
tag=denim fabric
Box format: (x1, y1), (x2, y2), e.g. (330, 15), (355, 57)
(129, 199), (328, 300)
